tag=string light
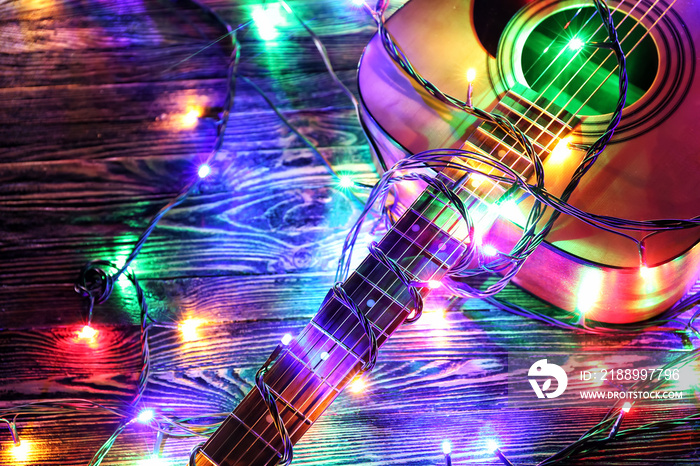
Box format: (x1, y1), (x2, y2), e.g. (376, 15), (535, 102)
(568, 37), (585, 51)
(137, 409), (155, 424)
(349, 376), (366, 394)
(251, 4), (286, 41)
(77, 325), (98, 342)
(6, 1), (699, 465)
(197, 164), (211, 179)
(339, 174), (355, 188)
(608, 402), (633, 439)
(12, 440), (31, 462)
(482, 244), (498, 257)
(179, 318), (205, 342)
(486, 440), (514, 466)
(137, 456), (170, 466)
(442, 440), (452, 466)
(550, 136), (573, 163)
(466, 68), (476, 107)
(486, 439), (499, 454)
(180, 106), (202, 128)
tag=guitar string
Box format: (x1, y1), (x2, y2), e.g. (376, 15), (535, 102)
(215, 0), (696, 462)
(204, 0), (668, 460)
(453, 0), (649, 218)
(212, 185), (473, 464)
(525, 1), (626, 90)
(370, 0), (637, 239)
(368, 0), (612, 278)
(416, 0), (664, 274)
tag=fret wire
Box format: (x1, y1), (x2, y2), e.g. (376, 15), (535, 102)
(309, 319), (365, 368)
(353, 269), (413, 312)
(204, 187), (471, 465)
(284, 341), (343, 392)
(497, 101), (560, 140)
(459, 98), (573, 223)
(202, 62), (585, 466)
(266, 385), (315, 427)
(206, 410), (285, 466)
(386, 225), (454, 271)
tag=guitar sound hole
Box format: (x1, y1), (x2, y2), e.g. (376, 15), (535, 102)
(520, 7), (658, 115)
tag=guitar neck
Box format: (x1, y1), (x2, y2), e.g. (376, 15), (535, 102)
(194, 86), (574, 466)
(194, 185), (469, 466)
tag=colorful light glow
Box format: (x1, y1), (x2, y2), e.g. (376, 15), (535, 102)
(466, 68), (476, 82)
(137, 456), (170, 466)
(621, 402), (632, 413)
(486, 439), (499, 453)
(496, 199), (526, 226)
(469, 172), (487, 188)
(639, 265), (652, 279)
(482, 244), (498, 257)
(576, 268), (603, 316)
(281, 333), (293, 345)
(442, 440), (452, 455)
(568, 37), (585, 51)
(252, 4), (286, 41)
(180, 318), (205, 342)
(198, 164), (211, 179)
(77, 325), (98, 341)
(181, 106), (202, 128)
(137, 409), (155, 424)
(428, 280), (442, 289)
(12, 440), (31, 462)
(339, 175), (354, 188)
(349, 376), (366, 393)
(550, 136), (572, 163)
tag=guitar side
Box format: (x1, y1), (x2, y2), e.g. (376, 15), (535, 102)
(357, 0), (700, 323)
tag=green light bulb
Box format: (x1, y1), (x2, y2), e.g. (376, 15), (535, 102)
(568, 37), (584, 51)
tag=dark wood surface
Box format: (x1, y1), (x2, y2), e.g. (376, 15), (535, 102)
(1, 1), (699, 465)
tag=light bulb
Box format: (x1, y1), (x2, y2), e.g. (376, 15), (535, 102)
(568, 37), (584, 51)
(181, 106), (202, 128)
(339, 175), (354, 188)
(486, 439), (499, 453)
(180, 318), (204, 342)
(137, 409), (155, 424)
(198, 164), (211, 179)
(442, 440), (452, 455)
(428, 280), (442, 289)
(77, 325), (98, 341)
(466, 68), (476, 82)
(349, 376), (366, 393)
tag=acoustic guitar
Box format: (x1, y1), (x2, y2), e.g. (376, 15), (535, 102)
(359, 0), (700, 325)
(192, 0), (700, 464)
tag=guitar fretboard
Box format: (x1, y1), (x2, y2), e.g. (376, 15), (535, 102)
(194, 88), (574, 466)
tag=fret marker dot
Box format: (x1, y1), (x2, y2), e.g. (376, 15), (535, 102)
(438, 243), (446, 250)
(366, 299), (375, 307)
(411, 224), (420, 232)
(320, 351), (330, 360)
(498, 149), (506, 157)
(265, 414), (274, 423)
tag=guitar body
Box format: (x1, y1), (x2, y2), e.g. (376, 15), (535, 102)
(358, 0), (700, 323)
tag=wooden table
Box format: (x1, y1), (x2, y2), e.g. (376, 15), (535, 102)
(1, 1), (698, 465)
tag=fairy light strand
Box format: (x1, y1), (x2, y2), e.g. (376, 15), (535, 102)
(5, 1), (700, 465)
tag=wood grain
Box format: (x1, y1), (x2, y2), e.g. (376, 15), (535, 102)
(1, 0), (698, 465)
